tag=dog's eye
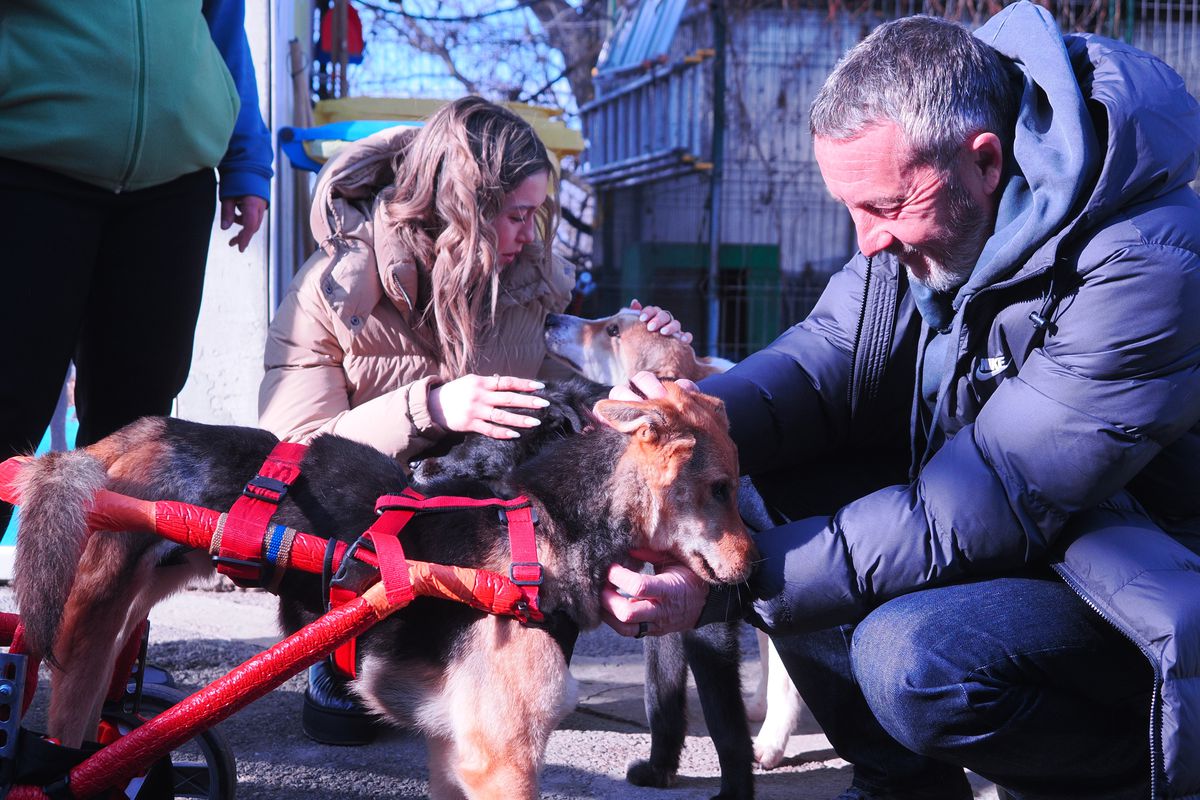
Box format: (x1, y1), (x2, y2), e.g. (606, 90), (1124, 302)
(606, 323), (620, 337)
(711, 481), (730, 503)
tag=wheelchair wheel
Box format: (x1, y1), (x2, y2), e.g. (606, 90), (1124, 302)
(102, 682), (238, 799)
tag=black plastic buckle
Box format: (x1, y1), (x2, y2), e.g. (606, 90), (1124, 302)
(0, 652), (27, 768)
(243, 474), (289, 503)
(44, 776), (73, 800)
(509, 561), (543, 586)
(497, 505), (538, 525)
(330, 538), (381, 597)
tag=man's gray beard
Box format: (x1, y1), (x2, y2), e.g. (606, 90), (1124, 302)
(903, 253), (975, 294)
(903, 173), (992, 295)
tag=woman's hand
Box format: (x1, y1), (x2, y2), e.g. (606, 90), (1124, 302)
(629, 299), (694, 345)
(428, 374), (549, 439)
(601, 549), (710, 638)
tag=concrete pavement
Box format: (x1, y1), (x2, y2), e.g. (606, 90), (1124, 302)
(1, 583), (1003, 799)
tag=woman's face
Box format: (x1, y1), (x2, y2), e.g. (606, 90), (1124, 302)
(492, 170), (549, 268)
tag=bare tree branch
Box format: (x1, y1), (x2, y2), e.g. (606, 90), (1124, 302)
(372, 9), (481, 94)
(560, 203), (594, 236)
(527, 0), (607, 104)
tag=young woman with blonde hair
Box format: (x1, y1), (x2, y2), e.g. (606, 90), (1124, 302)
(260, 95), (685, 460)
(259, 96), (686, 743)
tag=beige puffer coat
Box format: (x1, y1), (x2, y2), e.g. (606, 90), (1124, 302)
(259, 127), (576, 460)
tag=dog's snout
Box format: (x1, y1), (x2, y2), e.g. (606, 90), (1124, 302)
(544, 314), (563, 330)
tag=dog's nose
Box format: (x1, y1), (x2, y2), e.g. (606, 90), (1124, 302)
(544, 314), (562, 329)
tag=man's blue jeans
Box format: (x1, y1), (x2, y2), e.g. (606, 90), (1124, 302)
(769, 573), (1152, 799)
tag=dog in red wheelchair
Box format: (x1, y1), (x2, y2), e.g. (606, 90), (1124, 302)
(12, 380), (755, 800)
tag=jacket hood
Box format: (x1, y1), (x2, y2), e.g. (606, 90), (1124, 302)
(962, 1), (1200, 299)
(308, 125), (416, 248)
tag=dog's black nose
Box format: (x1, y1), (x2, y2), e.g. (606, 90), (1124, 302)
(544, 314), (562, 329)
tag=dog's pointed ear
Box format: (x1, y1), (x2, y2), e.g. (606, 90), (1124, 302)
(593, 399), (668, 442)
(696, 391), (730, 429)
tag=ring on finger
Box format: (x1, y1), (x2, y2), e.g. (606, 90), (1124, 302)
(636, 621), (649, 639)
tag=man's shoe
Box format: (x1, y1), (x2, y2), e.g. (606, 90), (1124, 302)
(302, 660), (378, 746)
(835, 790), (876, 800)
(833, 785), (974, 800)
(140, 664), (176, 688)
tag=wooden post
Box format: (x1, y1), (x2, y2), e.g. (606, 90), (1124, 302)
(288, 38), (316, 265)
(333, 0), (349, 98)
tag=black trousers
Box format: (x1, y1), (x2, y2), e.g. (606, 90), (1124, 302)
(0, 157), (216, 527)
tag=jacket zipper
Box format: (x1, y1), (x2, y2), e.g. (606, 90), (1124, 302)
(117, 0), (148, 193)
(846, 256), (873, 409)
(1051, 562), (1162, 799)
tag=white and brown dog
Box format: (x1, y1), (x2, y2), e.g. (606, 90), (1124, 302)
(544, 308), (809, 774)
(544, 307), (734, 385)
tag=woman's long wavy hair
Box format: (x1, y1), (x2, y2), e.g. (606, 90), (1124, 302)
(384, 96), (558, 378)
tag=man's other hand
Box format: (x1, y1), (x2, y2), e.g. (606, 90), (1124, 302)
(601, 549), (709, 638)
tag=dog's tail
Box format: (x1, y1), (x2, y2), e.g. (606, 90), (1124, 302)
(12, 449), (108, 665)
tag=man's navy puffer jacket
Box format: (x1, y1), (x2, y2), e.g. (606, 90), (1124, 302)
(701, 4), (1200, 796)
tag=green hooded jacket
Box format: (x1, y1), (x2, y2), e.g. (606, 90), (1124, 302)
(0, 0), (240, 193)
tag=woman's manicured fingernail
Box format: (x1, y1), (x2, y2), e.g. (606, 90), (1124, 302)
(531, 381), (545, 389)
(533, 398), (550, 407)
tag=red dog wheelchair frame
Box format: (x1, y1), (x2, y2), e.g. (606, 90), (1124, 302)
(0, 450), (542, 800)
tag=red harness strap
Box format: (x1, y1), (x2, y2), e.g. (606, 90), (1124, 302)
(372, 490), (543, 614)
(327, 491), (421, 678)
(212, 442), (307, 589)
(327, 489), (545, 679)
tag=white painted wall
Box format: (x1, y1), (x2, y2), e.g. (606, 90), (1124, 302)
(177, 0), (299, 426)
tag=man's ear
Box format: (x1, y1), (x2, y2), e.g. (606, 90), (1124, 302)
(965, 131), (1005, 197)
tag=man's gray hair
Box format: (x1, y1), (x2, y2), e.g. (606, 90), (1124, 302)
(810, 15), (1018, 172)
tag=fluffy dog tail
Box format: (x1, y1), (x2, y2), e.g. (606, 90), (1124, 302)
(13, 450), (108, 665)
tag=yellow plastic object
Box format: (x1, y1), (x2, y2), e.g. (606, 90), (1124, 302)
(307, 97), (584, 168)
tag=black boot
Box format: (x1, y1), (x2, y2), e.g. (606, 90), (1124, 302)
(302, 660), (378, 746)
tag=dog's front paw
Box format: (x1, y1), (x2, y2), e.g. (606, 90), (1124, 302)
(753, 736), (787, 770)
(626, 759), (676, 788)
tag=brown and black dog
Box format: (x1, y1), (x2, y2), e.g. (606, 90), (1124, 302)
(543, 308), (810, 792)
(542, 309), (762, 798)
(12, 382), (756, 800)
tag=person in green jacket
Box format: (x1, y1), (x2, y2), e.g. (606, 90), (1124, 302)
(0, 0), (274, 531)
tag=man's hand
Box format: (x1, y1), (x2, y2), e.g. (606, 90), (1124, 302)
(607, 371), (699, 402)
(221, 195), (268, 252)
(601, 549), (709, 638)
